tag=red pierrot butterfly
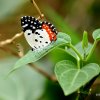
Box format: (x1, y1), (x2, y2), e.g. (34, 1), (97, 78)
(21, 16), (58, 51)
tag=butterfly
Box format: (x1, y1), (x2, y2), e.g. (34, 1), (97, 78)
(21, 16), (58, 51)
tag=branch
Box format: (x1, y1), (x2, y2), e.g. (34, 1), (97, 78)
(31, 0), (44, 19)
(15, 43), (24, 57)
(0, 32), (23, 47)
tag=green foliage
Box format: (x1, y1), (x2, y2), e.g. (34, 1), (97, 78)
(82, 31), (88, 49)
(55, 60), (100, 96)
(65, 42), (92, 60)
(93, 29), (100, 40)
(86, 28), (100, 61)
(8, 32), (71, 73)
(8, 29), (100, 98)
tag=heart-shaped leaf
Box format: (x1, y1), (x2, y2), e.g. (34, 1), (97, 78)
(93, 29), (100, 41)
(9, 32), (71, 73)
(55, 60), (100, 96)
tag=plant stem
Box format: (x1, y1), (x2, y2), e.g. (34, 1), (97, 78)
(67, 43), (81, 69)
(77, 57), (80, 69)
(86, 40), (98, 61)
(69, 44), (83, 60)
(76, 94), (79, 100)
(76, 90), (80, 100)
(32, 0), (44, 19)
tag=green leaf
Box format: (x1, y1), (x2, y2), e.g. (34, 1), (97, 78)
(55, 60), (100, 96)
(82, 31), (88, 49)
(9, 32), (71, 72)
(57, 32), (71, 44)
(65, 42), (92, 59)
(93, 29), (100, 41)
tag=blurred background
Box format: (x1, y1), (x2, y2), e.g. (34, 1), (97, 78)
(0, 0), (100, 100)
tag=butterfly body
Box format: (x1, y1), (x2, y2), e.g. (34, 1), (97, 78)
(21, 16), (58, 51)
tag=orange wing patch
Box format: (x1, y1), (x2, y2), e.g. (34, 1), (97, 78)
(42, 24), (57, 41)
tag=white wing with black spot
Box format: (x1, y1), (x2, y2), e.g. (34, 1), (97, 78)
(21, 16), (51, 51)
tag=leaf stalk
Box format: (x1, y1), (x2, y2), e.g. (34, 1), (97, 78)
(69, 44), (83, 60)
(86, 40), (98, 61)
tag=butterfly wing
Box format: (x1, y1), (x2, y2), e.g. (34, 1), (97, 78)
(21, 16), (42, 32)
(21, 16), (58, 51)
(42, 21), (58, 41)
(21, 16), (43, 50)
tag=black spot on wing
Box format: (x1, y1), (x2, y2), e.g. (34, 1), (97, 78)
(35, 39), (38, 42)
(34, 46), (37, 49)
(39, 36), (43, 38)
(35, 32), (40, 35)
(45, 41), (48, 44)
(27, 33), (31, 35)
